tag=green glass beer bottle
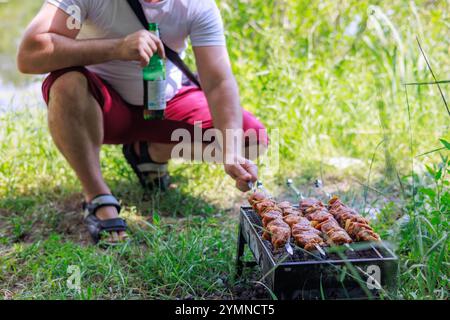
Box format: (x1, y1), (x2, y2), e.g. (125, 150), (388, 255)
(143, 23), (166, 121)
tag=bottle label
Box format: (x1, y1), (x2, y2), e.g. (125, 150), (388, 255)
(146, 80), (167, 111)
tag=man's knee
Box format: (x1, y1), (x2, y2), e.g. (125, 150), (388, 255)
(243, 117), (269, 148)
(49, 71), (89, 104)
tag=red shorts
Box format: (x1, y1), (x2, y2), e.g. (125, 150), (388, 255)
(42, 67), (268, 146)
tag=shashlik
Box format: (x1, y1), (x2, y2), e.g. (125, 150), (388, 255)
(262, 209), (282, 226)
(284, 212), (325, 251)
(300, 199), (353, 245)
(263, 218), (291, 249)
(248, 192), (291, 249)
(299, 198), (324, 212)
(278, 202), (301, 218)
(249, 193), (278, 216)
(248, 192), (381, 253)
(278, 202), (326, 251)
(249, 194), (324, 251)
(328, 196), (380, 242)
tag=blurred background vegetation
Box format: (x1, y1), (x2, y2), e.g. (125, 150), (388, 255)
(0, 0), (448, 300)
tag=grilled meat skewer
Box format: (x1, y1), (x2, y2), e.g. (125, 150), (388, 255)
(249, 194), (324, 252)
(328, 196), (381, 242)
(284, 213), (325, 251)
(252, 195), (326, 252)
(313, 179), (381, 243)
(278, 203), (325, 251)
(248, 193), (291, 250)
(263, 218), (292, 249)
(300, 200), (353, 245)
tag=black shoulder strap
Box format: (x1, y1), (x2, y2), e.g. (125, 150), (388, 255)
(126, 0), (201, 89)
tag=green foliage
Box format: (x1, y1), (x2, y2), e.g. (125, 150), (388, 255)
(395, 154), (449, 299)
(218, 0), (449, 179)
(0, 0), (42, 85)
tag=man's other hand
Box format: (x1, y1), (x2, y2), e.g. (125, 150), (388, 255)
(116, 30), (166, 67)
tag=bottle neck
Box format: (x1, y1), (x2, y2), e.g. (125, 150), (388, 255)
(148, 23), (159, 37)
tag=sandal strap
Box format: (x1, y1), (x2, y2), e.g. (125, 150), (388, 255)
(137, 142), (168, 173)
(83, 195), (127, 245)
(83, 194), (121, 217)
(99, 218), (128, 232)
(84, 215), (128, 245)
(122, 143), (170, 191)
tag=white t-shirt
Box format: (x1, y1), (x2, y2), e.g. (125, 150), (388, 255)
(46, 0), (226, 105)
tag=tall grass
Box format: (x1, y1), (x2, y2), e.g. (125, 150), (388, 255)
(391, 145), (449, 299)
(219, 0), (449, 182)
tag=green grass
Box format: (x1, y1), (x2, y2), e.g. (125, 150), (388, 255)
(0, 0), (449, 300)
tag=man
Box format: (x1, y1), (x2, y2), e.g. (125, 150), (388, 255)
(17, 0), (268, 245)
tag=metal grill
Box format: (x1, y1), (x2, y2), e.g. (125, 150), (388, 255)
(236, 206), (399, 300)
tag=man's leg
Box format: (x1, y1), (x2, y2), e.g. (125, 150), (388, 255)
(47, 71), (126, 242)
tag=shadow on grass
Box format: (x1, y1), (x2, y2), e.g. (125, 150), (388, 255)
(0, 172), (223, 247)
(113, 173), (222, 218)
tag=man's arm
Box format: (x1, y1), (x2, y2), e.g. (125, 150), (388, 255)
(17, 3), (165, 74)
(194, 46), (258, 191)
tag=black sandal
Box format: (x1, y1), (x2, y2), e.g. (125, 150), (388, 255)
(83, 194), (128, 245)
(122, 142), (171, 192)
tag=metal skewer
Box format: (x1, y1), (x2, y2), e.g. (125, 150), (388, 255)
(314, 179), (331, 198)
(288, 178), (353, 257)
(285, 242), (294, 255)
(286, 178), (303, 200)
(314, 179), (357, 253)
(248, 181), (273, 199)
(250, 180), (293, 256)
(313, 243), (327, 258)
(286, 178), (327, 258)
(256, 181), (272, 198)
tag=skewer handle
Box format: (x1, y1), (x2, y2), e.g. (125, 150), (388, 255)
(256, 181), (272, 198)
(315, 244), (327, 258)
(285, 242), (294, 256)
(344, 243), (355, 252)
(314, 179), (332, 199)
(286, 178), (304, 200)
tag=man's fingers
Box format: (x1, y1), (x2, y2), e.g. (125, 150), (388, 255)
(227, 170), (238, 180)
(145, 40), (157, 56)
(236, 179), (251, 192)
(228, 164), (252, 182)
(148, 32), (166, 59)
(156, 39), (166, 59)
(142, 32), (158, 55)
(224, 157), (260, 192)
(142, 41), (154, 56)
(243, 160), (258, 182)
(139, 49), (150, 67)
